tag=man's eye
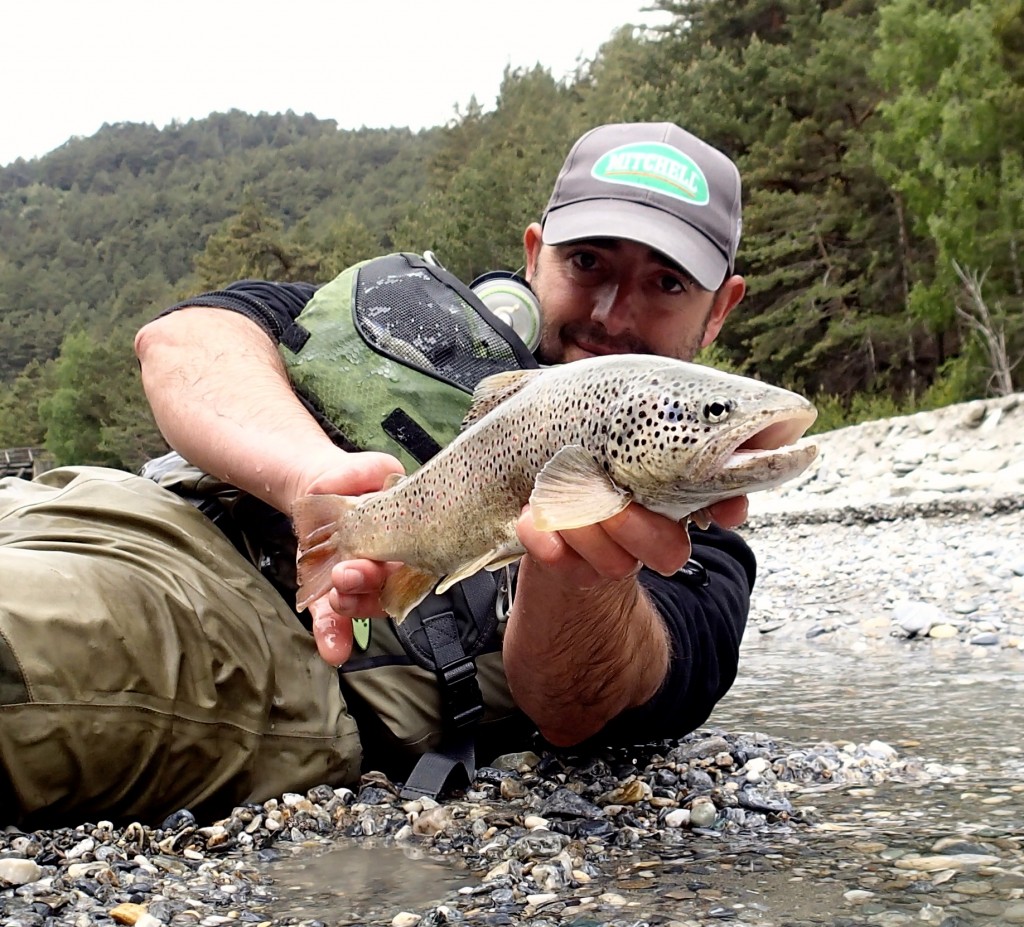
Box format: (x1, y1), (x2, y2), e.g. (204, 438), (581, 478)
(660, 274), (686, 294)
(571, 251), (600, 271)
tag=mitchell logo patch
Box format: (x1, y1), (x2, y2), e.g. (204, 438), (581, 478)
(592, 142), (710, 205)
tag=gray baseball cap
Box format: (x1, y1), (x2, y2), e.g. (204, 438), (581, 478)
(541, 122), (742, 290)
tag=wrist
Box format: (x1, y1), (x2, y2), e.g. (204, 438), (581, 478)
(284, 443), (351, 506)
(286, 448), (407, 514)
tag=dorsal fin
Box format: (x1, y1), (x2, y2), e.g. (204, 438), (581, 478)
(462, 368), (545, 429)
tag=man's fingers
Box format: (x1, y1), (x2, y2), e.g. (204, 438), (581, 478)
(598, 504), (692, 576)
(517, 502), (694, 582)
(556, 522), (642, 582)
(328, 590), (389, 618)
(516, 512), (604, 586)
(328, 558), (401, 617)
(309, 598), (354, 667)
(707, 495), (749, 530)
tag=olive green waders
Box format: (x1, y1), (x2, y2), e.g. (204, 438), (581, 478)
(0, 467), (361, 827)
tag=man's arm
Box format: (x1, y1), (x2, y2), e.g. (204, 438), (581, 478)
(135, 307), (347, 513)
(135, 306), (405, 659)
(502, 498), (751, 746)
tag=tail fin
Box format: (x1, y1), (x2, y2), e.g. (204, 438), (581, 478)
(292, 494), (356, 612)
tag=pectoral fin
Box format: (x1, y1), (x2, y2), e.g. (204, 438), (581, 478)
(529, 445), (632, 532)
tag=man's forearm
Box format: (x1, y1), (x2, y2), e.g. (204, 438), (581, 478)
(503, 558), (671, 746)
(135, 307), (342, 513)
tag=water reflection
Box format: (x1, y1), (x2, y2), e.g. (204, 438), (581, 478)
(263, 842), (468, 922)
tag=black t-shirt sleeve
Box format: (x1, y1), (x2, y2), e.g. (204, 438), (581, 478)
(597, 524), (756, 743)
(156, 279), (319, 342)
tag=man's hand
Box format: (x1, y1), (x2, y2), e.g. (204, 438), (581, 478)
(298, 452), (405, 667)
(504, 495), (749, 746)
(514, 495), (749, 585)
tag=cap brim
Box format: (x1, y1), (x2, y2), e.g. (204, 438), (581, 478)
(542, 199), (729, 291)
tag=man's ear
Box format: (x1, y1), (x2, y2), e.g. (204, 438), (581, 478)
(523, 223), (543, 282)
(701, 274), (746, 347)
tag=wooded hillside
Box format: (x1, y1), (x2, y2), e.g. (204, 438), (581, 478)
(1, 0), (1021, 470)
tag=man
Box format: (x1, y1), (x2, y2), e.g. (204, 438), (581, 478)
(0, 122), (751, 824)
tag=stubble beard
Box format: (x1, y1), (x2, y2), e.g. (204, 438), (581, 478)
(537, 317), (710, 366)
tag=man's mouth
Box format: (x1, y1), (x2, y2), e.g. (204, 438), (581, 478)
(573, 341), (628, 358)
(562, 323), (649, 359)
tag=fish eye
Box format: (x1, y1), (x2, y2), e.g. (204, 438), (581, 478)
(701, 398), (733, 423)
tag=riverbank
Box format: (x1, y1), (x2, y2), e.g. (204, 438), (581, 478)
(743, 391), (1024, 651)
(749, 390), (1024, 525)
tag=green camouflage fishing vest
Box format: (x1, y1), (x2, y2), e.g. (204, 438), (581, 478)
(278, 252), (537, 472)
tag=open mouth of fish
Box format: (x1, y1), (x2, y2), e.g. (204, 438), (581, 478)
(710, 406), (819, 490)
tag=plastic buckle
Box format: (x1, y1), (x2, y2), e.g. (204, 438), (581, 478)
(495, 566), (514, 621)
(680, 558), (710, 588)
(440, 658), (485, 728)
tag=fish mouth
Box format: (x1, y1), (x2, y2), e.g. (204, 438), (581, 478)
(737, 406), (818, 451)
(714, 406), (819, 490)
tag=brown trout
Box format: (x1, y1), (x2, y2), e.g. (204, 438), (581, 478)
(293, 354), (818, 620)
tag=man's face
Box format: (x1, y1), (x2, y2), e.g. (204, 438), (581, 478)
(523, 224), (744, 366)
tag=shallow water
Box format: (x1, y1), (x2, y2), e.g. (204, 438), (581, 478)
(259, 842), (469, 923)
(719, 635), (1024, 774)
(644, 638), (1024, 924)
(261, 640), (1024, 925)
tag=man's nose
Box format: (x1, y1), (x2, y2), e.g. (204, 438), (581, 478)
(590, 284), (640, 333)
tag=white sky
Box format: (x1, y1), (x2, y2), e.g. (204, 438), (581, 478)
(1, 0), (671, 167)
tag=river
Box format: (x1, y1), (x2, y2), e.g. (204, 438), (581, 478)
(260, 634), (1024, 926)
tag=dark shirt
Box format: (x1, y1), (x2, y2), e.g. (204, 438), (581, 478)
(161, 280), (755, 744)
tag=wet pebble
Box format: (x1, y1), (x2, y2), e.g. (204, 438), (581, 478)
(4, 725), (1003, 927)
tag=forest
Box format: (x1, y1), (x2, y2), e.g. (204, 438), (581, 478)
(1, 0), (1021, 471)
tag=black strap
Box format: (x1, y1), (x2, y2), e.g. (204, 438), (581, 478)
(397, 572), (503, 800)
(398, 733), (476, 800)
(381, 408), (443, 465)
(424, 611), (485, 729)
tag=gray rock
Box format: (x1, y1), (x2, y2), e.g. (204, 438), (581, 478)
(893, 601), (946, 636)
(0, 858), (43, 886)
(540, 788), (603, 820)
